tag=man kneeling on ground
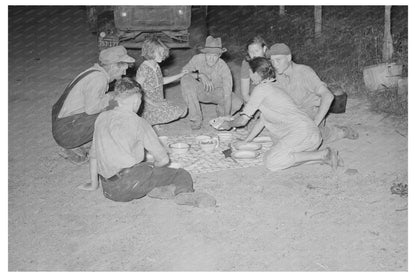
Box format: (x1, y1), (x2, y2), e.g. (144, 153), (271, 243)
(79, 77), (215, 207)
(219, 57), (342, 171)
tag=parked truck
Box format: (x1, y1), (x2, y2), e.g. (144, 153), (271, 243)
(86, 6), (207, 50)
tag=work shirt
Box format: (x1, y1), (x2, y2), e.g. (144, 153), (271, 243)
(275, 62), (327, 118)
(58, 64), (111, 118)
(182, 54), (233, 94)
(243, 80), (318, 140)
(90, 108), (168, 179)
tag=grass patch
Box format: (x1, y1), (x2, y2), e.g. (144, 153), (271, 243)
(207, 6), (408, 115)
(367, 86), (408, 116)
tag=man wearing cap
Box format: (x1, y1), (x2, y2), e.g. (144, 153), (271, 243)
(267, 43), (358, 143)
(181, 36), (243, 130)
(52, 45), (135, 164)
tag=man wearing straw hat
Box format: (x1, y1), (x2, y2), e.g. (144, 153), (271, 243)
(181, 36), (243, 130)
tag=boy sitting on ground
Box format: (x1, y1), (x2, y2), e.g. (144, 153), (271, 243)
(78, 77), (215, 207)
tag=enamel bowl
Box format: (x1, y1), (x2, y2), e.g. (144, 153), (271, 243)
(169, 142), (190, 155)
(234, 142), (262, 151)
(232, 150), (259, 160)
(195, 135), (211, 144)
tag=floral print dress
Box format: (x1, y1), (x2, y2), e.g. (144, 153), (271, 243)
(136, 60), (185, 125)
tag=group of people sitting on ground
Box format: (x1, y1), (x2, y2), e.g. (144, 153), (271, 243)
(51, 35), (358, 204)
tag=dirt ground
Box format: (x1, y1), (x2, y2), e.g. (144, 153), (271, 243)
(8, 7), (408, 271)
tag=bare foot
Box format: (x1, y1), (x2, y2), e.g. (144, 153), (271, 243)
(77, 182), (99, 191)
(336, 125), (359, 140)
(174, 191), (217, 208)
(60, 148), (89, 165)
(323, 147), (342, 170)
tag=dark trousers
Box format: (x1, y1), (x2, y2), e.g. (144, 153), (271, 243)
(52, 112), (99, 149)
(100, 162), (194, 202)
(51, 69), (100, 149)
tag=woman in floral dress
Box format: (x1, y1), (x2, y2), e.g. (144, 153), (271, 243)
(136, 37), (187, 126)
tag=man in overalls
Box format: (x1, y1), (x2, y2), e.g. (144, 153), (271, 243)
(51, 46), (134, 164)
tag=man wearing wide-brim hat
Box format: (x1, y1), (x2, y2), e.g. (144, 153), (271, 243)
(52, 45), (135, 164)
(181, 36), (243, 130)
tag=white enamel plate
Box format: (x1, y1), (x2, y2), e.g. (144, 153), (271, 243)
(232, 150), (259, 159)
(234, 142), (262, 151)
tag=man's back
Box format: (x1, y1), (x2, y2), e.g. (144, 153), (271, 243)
(91, 108), (166, 179)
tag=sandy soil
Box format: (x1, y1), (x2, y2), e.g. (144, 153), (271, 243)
(8, 7), (407, 271)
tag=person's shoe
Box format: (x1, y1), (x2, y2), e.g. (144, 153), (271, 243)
(336, 125), (359, 140)
(59, 148), (89, 165)
(147, 184), (176, 199)
(174, 191), (217, 208)
(190, 121), (202, 130)
(323, 147), (342, 170)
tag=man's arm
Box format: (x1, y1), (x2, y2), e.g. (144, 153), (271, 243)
(77, 157), (99, 191)
(222, 63), (234, 115)
(84, 74), (111, 115)
(219, 114), (251, 130)
(163, 71), (187, 85)
(219, 85), (264, 130)
(244, 119), (265, 142)
(241, 78), (251, 103)
(314, 85), (334, 126)
(240, 60), (251, 103)
(140, 118), (170, 167)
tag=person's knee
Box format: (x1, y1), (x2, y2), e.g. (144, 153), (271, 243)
(181, 74), (196, 89)
(177, 168), (193, 183)
(174, 168), (194, 194)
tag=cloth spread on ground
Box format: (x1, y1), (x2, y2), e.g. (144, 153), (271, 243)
(158, 130), (273, 175)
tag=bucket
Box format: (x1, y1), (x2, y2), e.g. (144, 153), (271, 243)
(329, 90), (347, 114)
(363, 62), (403, 91)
